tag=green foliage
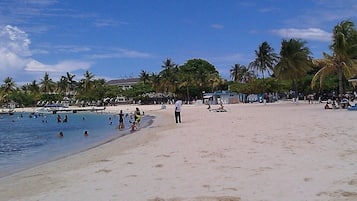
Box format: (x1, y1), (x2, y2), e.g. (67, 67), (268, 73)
(249, 41), (278, 78)
(104, 85), (122, 98)
(178, 58), (221, 99)
(122, 83), (155, 99)
(230, 64), (255, 83)
(229, 78), (289, 94)
(40, 93), (62, 102)
(9, 91), (35, 107)
(312, 20), (357, 95)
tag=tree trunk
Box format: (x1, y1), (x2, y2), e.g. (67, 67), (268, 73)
(338, 66), (343, 96)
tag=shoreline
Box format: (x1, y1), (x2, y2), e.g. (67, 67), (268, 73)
(0, 105), (159, 178)
(0, 114), (156, 179)
(0, 105), (160, 178)
(1, 102), (357, 201)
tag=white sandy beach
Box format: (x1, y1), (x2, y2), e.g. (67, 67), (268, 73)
(1, 101), (357, 201)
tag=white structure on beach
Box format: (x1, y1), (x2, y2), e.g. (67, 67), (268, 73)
(203, 91), (241, 105)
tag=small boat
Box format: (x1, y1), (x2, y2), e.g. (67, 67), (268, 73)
(35, 104), (68, 114)
(35, 107), (55, 114)
(0, 109), (15, 115)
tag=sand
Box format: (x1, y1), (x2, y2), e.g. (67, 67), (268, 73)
(1, 101), (357, 201)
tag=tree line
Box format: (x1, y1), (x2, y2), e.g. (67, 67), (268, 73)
(1, 20), (357, 107)
(229, 20), (357, 99)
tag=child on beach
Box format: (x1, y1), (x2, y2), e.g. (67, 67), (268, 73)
(130, 108), (142, 131)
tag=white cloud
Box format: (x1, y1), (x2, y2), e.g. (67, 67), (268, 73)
(0, 25), (92, 84)
(0, 25), (32, 77)
(25, 59), (91, 73)
(271, 28), (332, 41)
(55, 45), (91, 53)
(283, 1), (357, 28)
(89, 48), (151, 59)
(211, 24), (224, 29)
(0, 25), (31, 57)
(258, 6), (279, 13)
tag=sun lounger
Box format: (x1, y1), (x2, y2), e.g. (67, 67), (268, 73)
(209, 108), (227, 112)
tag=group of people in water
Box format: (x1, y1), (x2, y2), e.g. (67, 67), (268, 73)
(57, 114), (68, 123)
(58, 130), (88, 138)
(57, 107), (143, 138)
(116, 107), (144, 132)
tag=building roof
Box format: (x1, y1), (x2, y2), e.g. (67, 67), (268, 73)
(106, 78), (140, 85)
(203, 91), (238, 96)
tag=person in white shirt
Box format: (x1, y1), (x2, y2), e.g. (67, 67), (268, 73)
(174, 100), (182, 123)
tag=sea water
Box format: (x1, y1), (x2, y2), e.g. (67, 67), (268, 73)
(0, 111), (152, 177)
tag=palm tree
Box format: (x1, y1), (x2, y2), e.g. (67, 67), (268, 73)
(40, 73), (56, 94)
(82, 70), (95, 92)
(149, 73), (161, 92)
(249, 41), (278, 78)
(2, 77), (16, 94)
(274, 38), (313, 98)
(160, 59), (178, 93)
(238, 66), (255, 83)
(1, 77), (16, 103)
(28, 80), (40, 95)
(311, 20), (357, 95)
(57, 76), (68, 95)
(208, 73), (224, 92)
(162, 58), (176, 71)
(230, 64), (241, 82)
(66, 72), (76, 96)
(139, 70), (150, 84)
(230, 64), (255, 83)
(178, 72), (194, 101)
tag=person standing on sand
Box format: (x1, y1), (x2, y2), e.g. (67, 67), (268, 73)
(175, 100), (182, 123)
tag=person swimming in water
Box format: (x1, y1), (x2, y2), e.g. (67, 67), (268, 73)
(58, 131), (64, 138)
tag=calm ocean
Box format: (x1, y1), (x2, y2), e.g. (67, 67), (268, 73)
(0, 111), (152, 177)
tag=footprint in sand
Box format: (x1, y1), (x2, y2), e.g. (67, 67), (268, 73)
(155, 164), (163, 168)
(348, 179), (357, 185)
(95, 169), (112, 173)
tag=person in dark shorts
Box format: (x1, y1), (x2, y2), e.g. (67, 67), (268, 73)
(118, 110), (124, 129)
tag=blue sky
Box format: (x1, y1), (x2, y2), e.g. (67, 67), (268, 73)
(0, 0), (357, 85)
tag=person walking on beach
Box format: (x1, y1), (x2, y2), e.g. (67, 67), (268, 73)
(175, 100), (182, 123)
(118, 110), (124, 129)
(135, 107), (142, 127)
